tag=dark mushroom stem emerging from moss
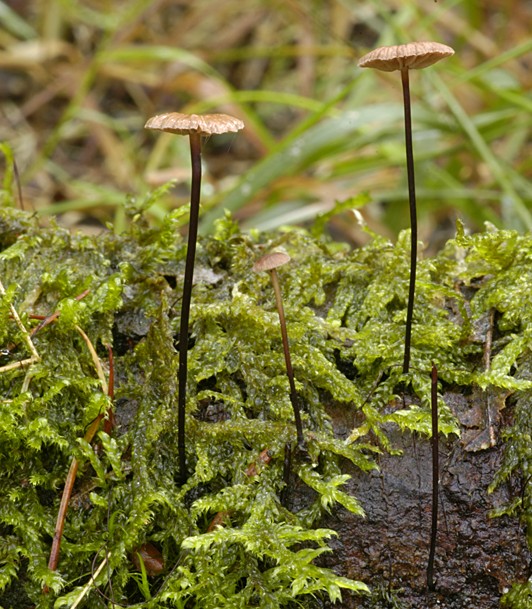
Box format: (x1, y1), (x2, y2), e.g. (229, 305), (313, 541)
(427, 362), (440, 591)
(145, 112), (244, 483)
(253, 251), (304, 448)
(358, 42), (454, 374)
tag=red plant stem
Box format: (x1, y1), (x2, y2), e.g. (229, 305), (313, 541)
(46, 413), (103, 580)
(427, 362), (439, 590)
(47, 458), (80, 576)
(45, 349), (115, 588)
(400, 67), (417, 375)
(7, 290), (91, 356)
(177, 132), (202, 484)
(269, 269), (304, 447)
(30, 289), (90, 337)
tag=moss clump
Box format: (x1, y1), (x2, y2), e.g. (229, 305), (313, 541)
(1, 190), (532, 608)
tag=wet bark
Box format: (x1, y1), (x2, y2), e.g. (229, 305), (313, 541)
(316, 396), (530, 609)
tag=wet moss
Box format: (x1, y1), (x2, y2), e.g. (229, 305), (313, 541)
(1, 198), (532, 608)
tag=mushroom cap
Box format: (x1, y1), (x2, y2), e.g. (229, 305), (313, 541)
(145, 112), (245, 135)
(358, 41), (454, 72)
(252, 251), (291, 272)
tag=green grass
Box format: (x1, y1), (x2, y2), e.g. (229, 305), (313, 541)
(0, 0), (530, 238)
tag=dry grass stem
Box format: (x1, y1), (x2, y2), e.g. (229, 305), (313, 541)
(0, 278), (40, 362)
(69, 554), (109, 609)
(0, 357), (38, 374)
(75, 325), (108, 395)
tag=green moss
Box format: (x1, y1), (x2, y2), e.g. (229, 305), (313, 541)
(1, 197), (532, 607)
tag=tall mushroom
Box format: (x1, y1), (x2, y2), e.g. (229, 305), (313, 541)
(145, 112), (244, 483)
(253, 251), (304, 448)
(358, 42), (454, 374)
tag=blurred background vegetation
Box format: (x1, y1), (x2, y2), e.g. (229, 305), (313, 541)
(0, 0), (531, 247)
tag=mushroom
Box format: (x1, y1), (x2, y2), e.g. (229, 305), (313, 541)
(358, 42), (454, 374)
(145, 112), (244, 483)
(253, 251), (304, 448)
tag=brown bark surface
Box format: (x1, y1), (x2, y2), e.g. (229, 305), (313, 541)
(316, 398), (529, 608)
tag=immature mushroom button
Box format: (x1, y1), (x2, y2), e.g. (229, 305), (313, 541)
(145, 111), (244, 484)
(252, 251), (291, 273)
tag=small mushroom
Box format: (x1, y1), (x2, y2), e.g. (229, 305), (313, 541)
(358, 42), (454, 374)
(145, 112), (244, 483)
(253, 251), (304, 448)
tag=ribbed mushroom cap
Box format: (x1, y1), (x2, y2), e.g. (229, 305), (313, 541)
(145, 112), (244, 135)
(358, 42), (454, 72)
(252, 251), (291, 272)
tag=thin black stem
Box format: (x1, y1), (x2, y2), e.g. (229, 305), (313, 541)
(270, 269), (304, 447)
(427, 362), (439, 591)
(177, 132), (202, 484)
(13, 159), (24, 211)
(401, 67), (417, 375)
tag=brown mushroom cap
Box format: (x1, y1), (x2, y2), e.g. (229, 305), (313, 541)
(252, 251), (291, 273)
(358, 42), (454, 72)
(145, 112), (244, 135)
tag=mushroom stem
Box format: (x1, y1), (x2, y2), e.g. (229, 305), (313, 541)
(427, 362), (439, 590)
(400, 66), (417, 375)
(177, 132), (202, 483)
(269, 268), (304, 448)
